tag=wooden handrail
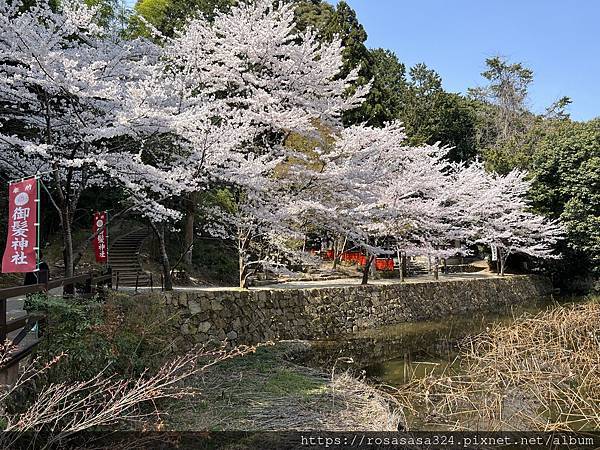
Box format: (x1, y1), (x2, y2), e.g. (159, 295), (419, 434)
(0, 268), (113, 301)
(0, 269), (113, 373)
(0, 268), (113, 345)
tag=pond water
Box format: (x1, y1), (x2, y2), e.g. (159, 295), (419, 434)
(307, 296), (571, 387)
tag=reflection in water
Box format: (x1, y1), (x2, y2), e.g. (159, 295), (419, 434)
(306, 297), (563, 387)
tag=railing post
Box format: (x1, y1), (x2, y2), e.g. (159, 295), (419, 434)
(135, 271), (139, 294)
(116, 271), (120, 291)
(0, 297), (6, 344)
(107, 267), (113, 290)
(85, 270), (94, 296)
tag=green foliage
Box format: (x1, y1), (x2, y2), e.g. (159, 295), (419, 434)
(400, 63), (478, 162)
(472, 56), (533, 110)
(480, 114), (543, 174)
(366, 48), (406, 127)
(367, 52), (478, 161)
(320, 1), (368, 81)
(25, 293), (177, 382)
(132, 0), (234, 37)
(469, 56), (540, 172)
(292, 0), (335, 34)
(191, 237), (238, 283)
(83, 0), (125, 28)
(263, 369), (324, 396)
(529, 119), (600, 280)
(294, 1), (397, 126)
(310, 1), (385, 125)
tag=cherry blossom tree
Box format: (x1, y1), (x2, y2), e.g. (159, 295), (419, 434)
(0, 0), (561, 290)
(309, 122), (460, 283)
(303, 122), (409, 284)
(145, 0), (368, 287)
(0, 0), (171, 278)
(302, 119), (562, 283)
(455, 163), (564, 275)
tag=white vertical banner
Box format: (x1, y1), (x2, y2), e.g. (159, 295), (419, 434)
(491, 245), (498, 262)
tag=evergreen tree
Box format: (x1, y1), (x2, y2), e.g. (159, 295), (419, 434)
(133, 0), (234, 36)
(529, 119), (600, 285)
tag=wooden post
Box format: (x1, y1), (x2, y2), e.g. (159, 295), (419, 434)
(397, 249), (403, 282)
(0, 297), (6, 344)
(85, 270), (93, 296)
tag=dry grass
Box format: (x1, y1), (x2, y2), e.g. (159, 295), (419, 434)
(165, 345), (403, 431)
(393, 300), (600, 431)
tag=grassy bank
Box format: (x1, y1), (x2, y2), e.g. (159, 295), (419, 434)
(12, 293), (401, 433)
(393, 298), (600, 431)
(15, 291), (599, 434)
(165, 343), (402, 431)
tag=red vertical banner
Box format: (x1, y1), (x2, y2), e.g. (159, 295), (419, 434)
(93, 211), (108, 263)
(2, 177), (39, 273)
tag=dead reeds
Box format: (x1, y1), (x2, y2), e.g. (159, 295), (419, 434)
(393, 300), (600, 431)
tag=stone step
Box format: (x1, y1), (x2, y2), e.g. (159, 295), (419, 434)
(115, 276), (151, 283)
(116, 278), (152, 284)
(108, 230), (149, 287)
(116, 277), (151, 282)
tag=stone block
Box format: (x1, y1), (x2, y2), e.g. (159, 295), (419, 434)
(226, 330), (238, 340)
(211, 299), (224, 311)
(198, 321), (212, 333)
(188, 300), (202, 315)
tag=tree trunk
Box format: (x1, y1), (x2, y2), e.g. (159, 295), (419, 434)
(183, 192), (198, 267)
(238, 230), (251, 289)
(499, 249), (506, 276)
(496, 251), (501, 274)
(150, 222), (173, 291)
(58, 205), (75, 296)
(361, 255), (374, 285)
(60, 206), (74, 278)
(433, 257), (439, 280)
(402, 252), (407, 280)
(239, 253), (249, 289)
(50, 161), (75, 290)
(397, 249), (404, 282)
(332, 235), (347, 270)
(333, 236), (348, 270)
(332, 237), (339, 270)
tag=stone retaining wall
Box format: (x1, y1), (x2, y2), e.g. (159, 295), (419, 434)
(150, 275), (552, 346)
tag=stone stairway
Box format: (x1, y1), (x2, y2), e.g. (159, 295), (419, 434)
(109, 229), (152, 287)
(407, 257), (429, 276)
